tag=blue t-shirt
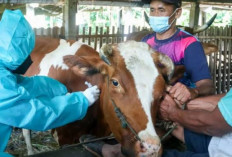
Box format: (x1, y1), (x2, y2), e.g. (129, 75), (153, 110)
(142, 29), (211, 87)
(218, 88), (232, 126)
(209, 90), (232, 157)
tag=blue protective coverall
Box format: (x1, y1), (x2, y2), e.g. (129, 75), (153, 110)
(0, 9), (89, 157)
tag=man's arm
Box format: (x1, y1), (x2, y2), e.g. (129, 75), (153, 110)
(187, 93), (226, 111)
(160, 94), (232, 136)
(168, 40), (215, 104)
(168, 79), (215, 105)
(195, 79), (215, 97)
(172, 106), (232, 136)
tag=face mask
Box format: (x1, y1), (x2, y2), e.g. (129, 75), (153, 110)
(12, 55), (32, 74)
(149, 8), (178, 34)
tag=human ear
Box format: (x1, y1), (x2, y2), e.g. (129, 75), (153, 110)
(175, 8), (182, 19)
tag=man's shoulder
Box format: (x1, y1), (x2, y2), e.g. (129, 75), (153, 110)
(177, 29), (200, 48)
(178, 29), (198, 41)
(142, 32), (156, 42)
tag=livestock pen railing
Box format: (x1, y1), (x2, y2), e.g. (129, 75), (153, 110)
(197, 26), (232, 94)
(34, 25), (232, 94)
(34, 25), (148, 50)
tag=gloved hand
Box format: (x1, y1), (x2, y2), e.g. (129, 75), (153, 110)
(83, 81), (100, 106)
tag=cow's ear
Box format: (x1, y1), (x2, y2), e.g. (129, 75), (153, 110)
(151, 52), (185, 85)
(169, 65), (185, 85)
(152, 52), (174, 84)
(202, 42), (218, 55)
(63, 55), (112, 76)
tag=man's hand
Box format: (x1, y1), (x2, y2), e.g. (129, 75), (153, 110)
(167, 82), (198, 105)
(159, 94), (180, 121)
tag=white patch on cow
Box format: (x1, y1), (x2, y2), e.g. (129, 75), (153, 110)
(118, 41), (158, 138)
(39, 39), (84, 76)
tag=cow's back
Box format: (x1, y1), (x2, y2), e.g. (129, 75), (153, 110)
(25, 36), (111, 145)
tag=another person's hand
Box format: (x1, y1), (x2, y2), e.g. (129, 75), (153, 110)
(83, 82), (100, 106)
(159, 94), (179, 121)
(167, 83), (198, 105)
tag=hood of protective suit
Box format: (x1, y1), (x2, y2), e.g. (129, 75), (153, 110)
(0, 9), (35, 70)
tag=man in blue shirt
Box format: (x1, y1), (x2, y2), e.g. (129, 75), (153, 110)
(143, 0), (214, 105)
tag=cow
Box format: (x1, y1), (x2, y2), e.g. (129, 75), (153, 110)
(127, 13), (218, 55)
(23, 36), (182, 157)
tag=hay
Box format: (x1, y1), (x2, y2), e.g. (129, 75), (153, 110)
(6, 128), (59, 157)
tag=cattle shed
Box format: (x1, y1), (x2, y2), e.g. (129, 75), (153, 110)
(1, 0), (232, 38)
(1, 1), (232, 156)
(0, 0), (232, 94)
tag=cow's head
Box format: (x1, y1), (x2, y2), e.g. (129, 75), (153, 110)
(64, 41), (175, 157)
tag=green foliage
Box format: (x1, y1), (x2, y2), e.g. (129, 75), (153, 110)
(206, 10), (232, 26)
(177, 9), (189, 26)
(76, 5), (232, 34)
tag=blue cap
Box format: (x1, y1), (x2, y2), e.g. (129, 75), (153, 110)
(0, 9), (35, 70)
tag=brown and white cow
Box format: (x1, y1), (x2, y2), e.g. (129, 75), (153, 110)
(24, 36), (178, 156)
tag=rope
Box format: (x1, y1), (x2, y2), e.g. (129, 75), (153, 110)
(111, 99), (142, 143)
(61, 135), (115, 149)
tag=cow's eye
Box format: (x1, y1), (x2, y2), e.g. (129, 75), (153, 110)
(112, 80), (119, 87)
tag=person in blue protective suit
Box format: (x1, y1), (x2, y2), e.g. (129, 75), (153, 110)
(0, 9), (100, 157)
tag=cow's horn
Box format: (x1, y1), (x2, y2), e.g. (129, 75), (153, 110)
(99, 44), (112, 65)
(144, 11), (149, 26)
(193, 13), (217, 34)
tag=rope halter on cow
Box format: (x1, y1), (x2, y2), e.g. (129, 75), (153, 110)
(106, 76), (143, 144)
(110, 99), (143, 143)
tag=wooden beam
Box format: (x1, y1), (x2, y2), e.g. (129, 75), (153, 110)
(78, 0), (232, 6)
(189, 1), (200, 28)
(64, 0), (77, 40)
(196, 0), (232, 3)
(78, 1), (147, 7)
(0, 4), (26, 16)
(0, 0), (231, 5)
(0, 0), (60, 4)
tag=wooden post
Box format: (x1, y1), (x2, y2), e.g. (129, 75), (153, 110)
(64, 0), (77, 40)
(201, 11), (206, 26)
(189, 1), (200, 28)
(118, 8), (122, 28)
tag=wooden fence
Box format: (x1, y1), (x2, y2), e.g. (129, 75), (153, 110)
(34, 25), (232, 94)
(197, 26), (232, 94)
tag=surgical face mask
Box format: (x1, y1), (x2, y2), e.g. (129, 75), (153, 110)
(12, 55), (32, 74)
(149, 8), (178, 34)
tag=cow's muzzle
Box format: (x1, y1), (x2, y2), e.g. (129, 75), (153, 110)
(135, 137), (162, 157)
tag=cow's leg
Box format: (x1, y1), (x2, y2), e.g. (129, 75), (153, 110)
(22, 129), (34, 155)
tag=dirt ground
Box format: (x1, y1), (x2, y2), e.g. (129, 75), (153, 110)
(5, 128), (185, 157)
(6, 128), (59, 157)
(5, 128), (97, 157)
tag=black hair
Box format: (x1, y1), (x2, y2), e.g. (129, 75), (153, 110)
(142, 0), (181, 8)
(141, 0), (151, 4)
(166, 2), (181, 10)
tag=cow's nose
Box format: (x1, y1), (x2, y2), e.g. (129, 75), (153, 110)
(135, 137), (162, 157)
